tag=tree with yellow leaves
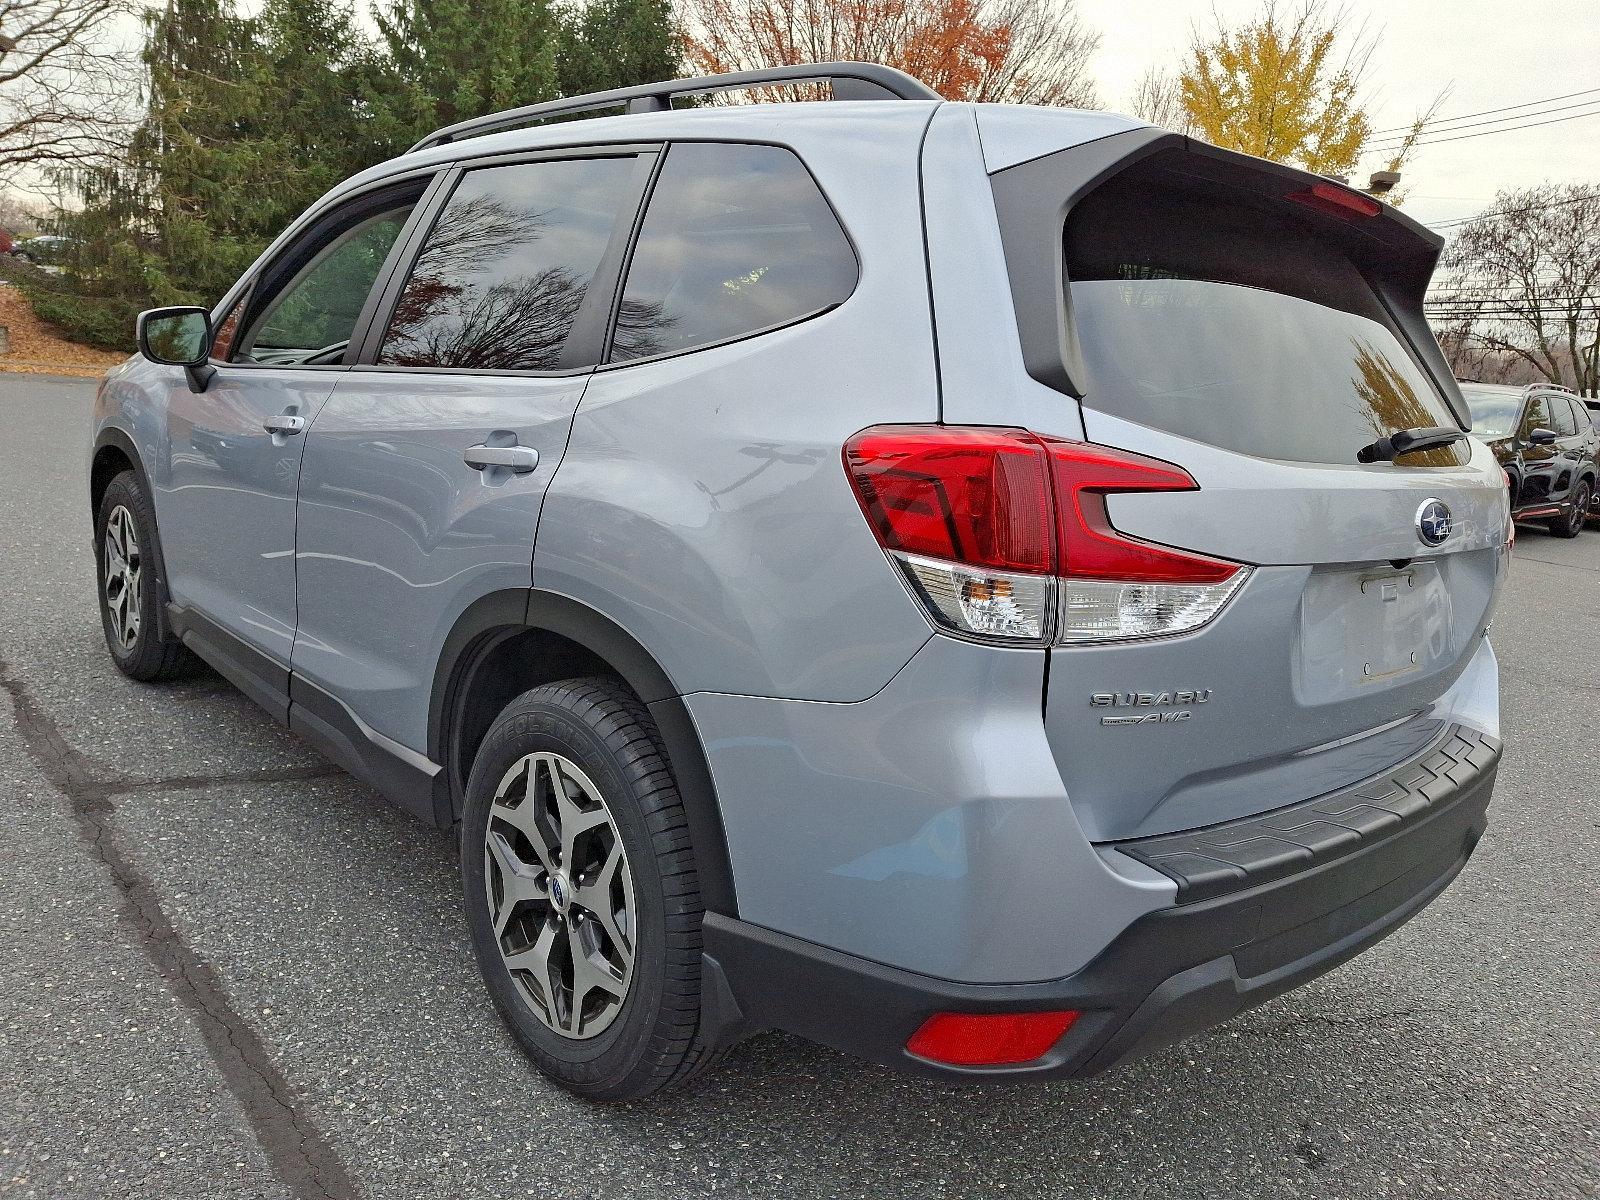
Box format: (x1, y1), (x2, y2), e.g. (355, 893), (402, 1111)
(1178, 1), (1427, 182)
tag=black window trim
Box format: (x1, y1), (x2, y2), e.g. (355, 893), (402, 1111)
(592, 137), (862, 373)
(345, 143), (663, 378)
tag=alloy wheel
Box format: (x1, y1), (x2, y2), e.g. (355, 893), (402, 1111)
(103, 505), (143, 650)
(483, 751), (636, 1039)
(1571, 484), (1592, 534)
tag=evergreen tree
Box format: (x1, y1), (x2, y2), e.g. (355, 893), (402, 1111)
(366, 0), (564, 156)
(36, 0), (372, 348)
(558, 0), (680, 98)
(34, 0), (683, 350)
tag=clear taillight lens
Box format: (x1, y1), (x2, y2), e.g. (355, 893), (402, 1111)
(844, 426), (1249, 645)
(1057, 576), (1249, 642)
(896, 554), (1053, 640)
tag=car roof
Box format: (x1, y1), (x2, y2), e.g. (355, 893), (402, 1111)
(327, 99), (1146, 209)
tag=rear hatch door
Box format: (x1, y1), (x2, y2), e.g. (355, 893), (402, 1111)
(989, 137), (1509, 840)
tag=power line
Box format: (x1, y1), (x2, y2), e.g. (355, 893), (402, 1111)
(1425, 310), (1600, 318)
(1370, 106), (1600, 154)
(1427, 194), (1596, 230)
(1369, 98), (1600, 149)
(1368, 86), (1600, 136)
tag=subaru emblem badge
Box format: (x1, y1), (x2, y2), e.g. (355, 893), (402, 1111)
(1415, 498), (1453, 547)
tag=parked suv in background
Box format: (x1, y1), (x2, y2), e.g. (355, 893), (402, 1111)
(92, 63), (1508, 1101)
(1461, 381), (1598, 536)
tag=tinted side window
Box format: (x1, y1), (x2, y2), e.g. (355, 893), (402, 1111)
(1522, 396), (1551, 436)
(379, 156), (636, 371)
(1565, 397), (1589, 436)
(609, 143), (856, 362)
(235, 200), (417, 365)
(1547, 396), (1577, 437)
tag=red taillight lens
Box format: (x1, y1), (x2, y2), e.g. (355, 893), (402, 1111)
(1040, 437), (1240, 585)
(1287, 181), (1382, 221)
(844, 426), (1248, 644)
(842, 427), (1054, 573)
(906, 1010), (1080, 1067)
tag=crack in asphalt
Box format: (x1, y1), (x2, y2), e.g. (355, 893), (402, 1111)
(0, 657), (359, 1200)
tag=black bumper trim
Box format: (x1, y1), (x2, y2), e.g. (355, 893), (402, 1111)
(1110, 724), (1500, 902)
(701, 730), (1498, 1080)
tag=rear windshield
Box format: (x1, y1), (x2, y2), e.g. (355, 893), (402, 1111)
(1065, 186), (1467, 467)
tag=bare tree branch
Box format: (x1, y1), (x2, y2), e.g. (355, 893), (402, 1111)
(1432, 184), (1600, 396)
(0, 0), (135, 185)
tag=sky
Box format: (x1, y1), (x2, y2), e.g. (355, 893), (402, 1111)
(17, 0), (1600, 238)
(1077, 0), (1600, 234)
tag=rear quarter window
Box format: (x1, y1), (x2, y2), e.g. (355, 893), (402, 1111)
(608, 142), (856, 362)
(1065, 185), (1468, 468)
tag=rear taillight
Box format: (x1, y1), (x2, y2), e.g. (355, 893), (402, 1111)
(844, 426), (1248, 644)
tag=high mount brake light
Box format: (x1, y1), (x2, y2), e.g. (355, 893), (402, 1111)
(1287, 181), (1382, 221)
(844, 426), (1249, 644)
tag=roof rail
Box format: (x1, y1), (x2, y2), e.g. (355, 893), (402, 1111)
(407, 61), (942, 154)
(1528, 382), (1576, 395)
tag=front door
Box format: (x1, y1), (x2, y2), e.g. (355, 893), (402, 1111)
(290, 150), (653, 762)
(1516, 393), (1558, 509)
(158, 185), (424, 670)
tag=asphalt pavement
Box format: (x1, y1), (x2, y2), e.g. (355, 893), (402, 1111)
(2, 372), (1596, 1200)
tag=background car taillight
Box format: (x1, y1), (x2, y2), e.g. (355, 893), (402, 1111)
(844, 426), (1249, 644)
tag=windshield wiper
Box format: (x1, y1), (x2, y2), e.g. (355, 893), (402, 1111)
(1357, 426), (1465, 464)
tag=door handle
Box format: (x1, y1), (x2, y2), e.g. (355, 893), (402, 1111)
(464, 444), (539, 473)
(263, 414), (307, 435)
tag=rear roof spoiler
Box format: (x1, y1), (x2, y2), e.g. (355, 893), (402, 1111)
(987, 128), (1464, 423)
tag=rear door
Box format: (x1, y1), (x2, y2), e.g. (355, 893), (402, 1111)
(985, 135), (1509, 840)
(1553, 395), (1593, 503)
(290, 148), (655, 763)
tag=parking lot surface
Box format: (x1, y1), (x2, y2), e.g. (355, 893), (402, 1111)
(2, 373), (1596, 1199)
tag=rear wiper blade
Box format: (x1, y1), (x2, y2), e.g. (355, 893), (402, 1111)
(1357, 425), (1465, 464)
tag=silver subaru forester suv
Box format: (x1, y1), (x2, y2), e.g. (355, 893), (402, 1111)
(92, 63), (1509, 1100)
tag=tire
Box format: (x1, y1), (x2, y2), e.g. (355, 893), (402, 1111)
(461, 677), (718, 1101)
(1550, 479), (1591, 538)
(94, 471), (193, 681)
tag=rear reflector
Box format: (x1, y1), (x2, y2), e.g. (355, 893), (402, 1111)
(1287, 181), (1382, 221)
(906, 1010), (1080, 1067)
(844, 426), (1248, 644)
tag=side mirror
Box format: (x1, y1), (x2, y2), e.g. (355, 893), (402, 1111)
(1528, 427), (1558, 446)
(136, 306), (215, 392)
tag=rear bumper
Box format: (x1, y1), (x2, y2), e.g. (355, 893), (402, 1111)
(701, 725), (1499, 1080)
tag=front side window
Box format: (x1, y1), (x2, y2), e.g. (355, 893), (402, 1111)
(234, 201), (417, 365)
(1521, 396), (1551, 437)
(378, 156), (637, 371)
(609, 142), (856, 362)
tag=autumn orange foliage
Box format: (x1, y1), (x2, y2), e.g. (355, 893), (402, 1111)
(681, 0), (1099, 106)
